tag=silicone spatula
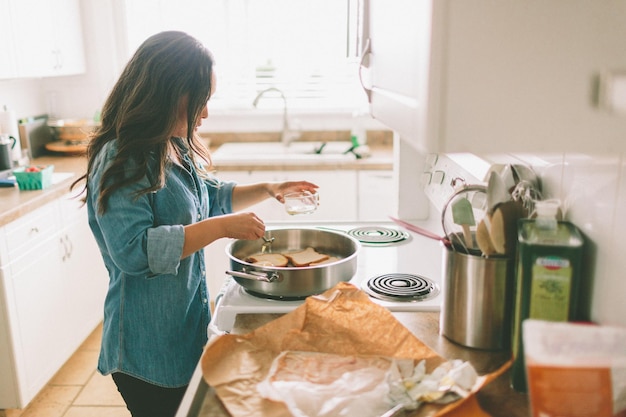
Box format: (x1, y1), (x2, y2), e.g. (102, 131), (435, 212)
(452, 197), (475, 248)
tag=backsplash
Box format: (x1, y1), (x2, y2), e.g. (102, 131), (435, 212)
(509, 152), (626, 327)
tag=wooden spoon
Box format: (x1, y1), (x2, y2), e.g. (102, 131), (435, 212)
(476, 216), (497, 256)
(490, 200), (527, 256)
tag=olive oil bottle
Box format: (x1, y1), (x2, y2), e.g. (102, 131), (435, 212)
(510, 200), (584, 392)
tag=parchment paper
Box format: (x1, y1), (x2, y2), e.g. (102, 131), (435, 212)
(201, 282), (508, 417)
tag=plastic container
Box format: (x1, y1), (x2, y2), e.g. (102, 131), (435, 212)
(524, 320), (626, 417)
(510, 200), (585, 392)
(13, 165), (54, 190)
(440, 246), (515, 350)
(350, 111), (366, 147)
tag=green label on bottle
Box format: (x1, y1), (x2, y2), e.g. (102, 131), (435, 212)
(529, 256), (572, 321)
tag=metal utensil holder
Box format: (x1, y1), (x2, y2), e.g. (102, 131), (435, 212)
(440, 247), (515, 350)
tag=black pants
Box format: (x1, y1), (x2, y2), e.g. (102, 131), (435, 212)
(112, 372), (188, 417)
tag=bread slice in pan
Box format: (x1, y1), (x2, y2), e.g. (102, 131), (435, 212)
(283, 247), (329, 267)
(247, 253), (289, 267)
(309, 256), (339, 266)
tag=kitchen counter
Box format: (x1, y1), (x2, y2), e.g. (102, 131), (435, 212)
(210, 142), (394, 172)
(176, 312), (529, 417)
(206, 131), (394, 172)
(0, 155), (87, 227)
(0, 138), (393, 227)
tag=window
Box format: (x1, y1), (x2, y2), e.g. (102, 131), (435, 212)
(120, 0), (368, 113)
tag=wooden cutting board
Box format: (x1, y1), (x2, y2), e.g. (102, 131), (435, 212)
(45, 140), (87, 155)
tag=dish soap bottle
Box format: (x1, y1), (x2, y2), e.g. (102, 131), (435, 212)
(350, 111), (366, 148)
(510, 199), (585, 392)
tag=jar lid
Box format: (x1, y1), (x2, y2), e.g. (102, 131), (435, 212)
(535, 199), (560, 218)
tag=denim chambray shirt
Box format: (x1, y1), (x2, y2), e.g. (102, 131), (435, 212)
(87, 139), (235, 387)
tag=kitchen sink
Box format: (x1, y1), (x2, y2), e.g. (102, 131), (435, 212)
(211, 141), (358, 165)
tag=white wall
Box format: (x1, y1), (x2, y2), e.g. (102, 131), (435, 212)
(0, 79), (45, 119)
(495, 152), (626, 328)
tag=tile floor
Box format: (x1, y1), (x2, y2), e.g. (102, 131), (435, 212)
(1, 323), (130, 417)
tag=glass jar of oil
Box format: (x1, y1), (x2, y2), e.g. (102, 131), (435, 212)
(510, 200), (585, 392)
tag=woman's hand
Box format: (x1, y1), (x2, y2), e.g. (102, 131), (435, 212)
(181, 212), (265, 258)
(232, 181), (319, 211)
(221, 212), (266, 240)
(268, 181), (319, 203)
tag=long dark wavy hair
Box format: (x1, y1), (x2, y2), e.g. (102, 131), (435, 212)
(71, 31), (214, 214)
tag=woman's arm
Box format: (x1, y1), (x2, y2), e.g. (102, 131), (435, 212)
(182, 211), (265, 259)
(231, 181), (318, 212)
(181, 180), (318, 259)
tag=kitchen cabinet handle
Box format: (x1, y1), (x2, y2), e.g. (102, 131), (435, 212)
(60, 234), (73, 261)
(60, 236), (68, 261)
(358, 38), (372, 102)
(57, 50), (64, 70)
(65, 234), (73, 259)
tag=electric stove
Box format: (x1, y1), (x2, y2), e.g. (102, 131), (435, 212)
(208, 220), (445, 334)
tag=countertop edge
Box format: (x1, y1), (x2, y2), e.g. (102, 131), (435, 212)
(209, 144), (394, 172)
(0, 143), (393, 227)
(0, 156), (87, 227)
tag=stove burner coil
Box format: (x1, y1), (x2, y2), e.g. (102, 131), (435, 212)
(365, 273), (440, 302)
(347, 226), (409, 245)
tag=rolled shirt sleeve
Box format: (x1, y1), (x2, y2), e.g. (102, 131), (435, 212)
(89, 157), (185, 277)
(147, 225), (185, 275)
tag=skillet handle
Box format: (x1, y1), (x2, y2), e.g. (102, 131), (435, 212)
(225, 269), (282, 283)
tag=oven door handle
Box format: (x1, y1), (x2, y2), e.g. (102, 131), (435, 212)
(225, 269), (282, 283)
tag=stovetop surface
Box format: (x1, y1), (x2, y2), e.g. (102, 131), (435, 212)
(210, 221), (445, 333)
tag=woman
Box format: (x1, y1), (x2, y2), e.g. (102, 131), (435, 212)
(71, 31), (318, 417)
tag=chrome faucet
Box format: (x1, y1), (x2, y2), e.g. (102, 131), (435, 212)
(252, 87), (300, 146)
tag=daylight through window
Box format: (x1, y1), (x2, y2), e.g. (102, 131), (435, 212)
(121, 0), (368, 112)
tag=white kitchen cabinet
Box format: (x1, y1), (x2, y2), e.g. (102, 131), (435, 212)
(357, 170), (395, 221)
(0, 196), (107, 409)
(57, 197), (109, 351)
(363, 0), (626, 153)
(0, 0), (17, 79)
(361, 0), (432, 152)
(4, 234), (68, 405)
(7, 0), (85, 78)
